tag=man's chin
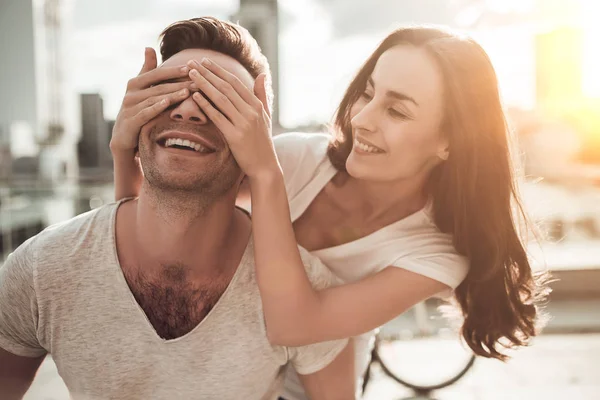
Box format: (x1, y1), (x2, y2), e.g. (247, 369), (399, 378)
(146, 167), (241, 195)
(146, 177), (212, 195)
(139, 148), (241, 199)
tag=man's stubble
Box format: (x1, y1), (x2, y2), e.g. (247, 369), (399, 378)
(137, 122), (242, 214)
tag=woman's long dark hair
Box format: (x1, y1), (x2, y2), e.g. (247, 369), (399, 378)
(328, 26), (550, 360)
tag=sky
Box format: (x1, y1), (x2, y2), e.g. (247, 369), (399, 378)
(63, 0), (597, 128)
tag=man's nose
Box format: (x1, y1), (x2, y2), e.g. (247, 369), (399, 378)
(170, 96), (209, 125)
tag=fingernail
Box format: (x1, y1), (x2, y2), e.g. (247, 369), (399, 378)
(189, 83), (198, 90)
(179, 88), (188, 96)
(190, 69), (200, 77)
(188, 60), (200, 68)
(180, 66), (189, 74)
(201, 58), (211, 66)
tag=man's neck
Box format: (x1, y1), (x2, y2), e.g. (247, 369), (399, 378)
(129, 183), (250, 276)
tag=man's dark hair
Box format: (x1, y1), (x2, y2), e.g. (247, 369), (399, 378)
(159, 17), (272, 105)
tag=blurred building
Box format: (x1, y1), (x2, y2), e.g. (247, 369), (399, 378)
(0, 126), (11, 180)
(78, 93), (112, 172)
(11, 157), (40, 178)
(233, 0), (281, 131)
(0, 0), (79, 183)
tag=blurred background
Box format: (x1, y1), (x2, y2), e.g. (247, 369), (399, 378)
(0, 0), (599, 399)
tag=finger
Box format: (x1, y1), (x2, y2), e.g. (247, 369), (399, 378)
(189, 62), (250, 115)
(128, 65), (190, 91)
(189, 69), (245, 125)
(130, 88), (190, 116)
(131, 96), (174, 127)
(125, 81), (194, 106)
(191, 91), (235, 137)
(192, 59), (263, 112)
(254, 74), (271, 119)
(138, 47), (157, 75)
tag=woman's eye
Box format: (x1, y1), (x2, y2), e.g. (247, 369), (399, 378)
(361, 91), (373, 101)
(388, 109), (407, 119)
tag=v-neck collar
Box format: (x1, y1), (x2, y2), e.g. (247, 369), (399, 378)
(109, 199), (252, 344)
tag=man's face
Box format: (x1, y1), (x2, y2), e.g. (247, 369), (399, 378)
(138, 49), (255, 198)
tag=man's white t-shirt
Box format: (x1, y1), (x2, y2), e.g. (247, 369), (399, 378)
(273, 132), (470, 400)
(0, 201), (348, 399)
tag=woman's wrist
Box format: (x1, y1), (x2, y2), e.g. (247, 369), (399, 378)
(110, 144), (137, 160)
(248, 165), (285, 191)
(109, 136), (136, 153)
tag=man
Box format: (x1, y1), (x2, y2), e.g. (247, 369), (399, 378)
(0, 17), (354, 399)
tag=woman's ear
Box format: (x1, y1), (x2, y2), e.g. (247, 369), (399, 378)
(438, 146), (449, 161)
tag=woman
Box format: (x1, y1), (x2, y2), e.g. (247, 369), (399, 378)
(111, 24), (548, 399)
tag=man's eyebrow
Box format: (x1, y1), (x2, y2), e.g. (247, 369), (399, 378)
(367, 77), (419, 107)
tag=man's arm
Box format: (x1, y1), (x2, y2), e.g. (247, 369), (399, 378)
(298, 341), (355, 400)
(0, 347), (45, 400)
(0, 241), (48, 399)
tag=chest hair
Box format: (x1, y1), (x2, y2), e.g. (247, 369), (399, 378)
(123, 263), (230, 340)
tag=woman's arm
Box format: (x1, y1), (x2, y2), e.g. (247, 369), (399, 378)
(111, 149), (144, 200)
(188, 59), (449, 346)
(249, 172), (321, 343)
(250, 174), (448, 346)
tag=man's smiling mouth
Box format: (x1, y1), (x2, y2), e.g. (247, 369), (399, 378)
(158, 137), (214, 153)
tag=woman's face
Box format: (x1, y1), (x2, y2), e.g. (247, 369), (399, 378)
(346, 45), (449, 183)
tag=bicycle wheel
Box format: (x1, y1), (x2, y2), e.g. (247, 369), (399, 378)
(373, 299), (476, 392)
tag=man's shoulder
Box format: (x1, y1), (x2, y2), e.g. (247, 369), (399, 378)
(39, 202), (115, 241)
(14, 202), (117, 261)
(2, 202), (118, 296)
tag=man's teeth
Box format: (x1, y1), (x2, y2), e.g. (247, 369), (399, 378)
(354, 139), (383, 153)
(165, 138), (211, 153)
